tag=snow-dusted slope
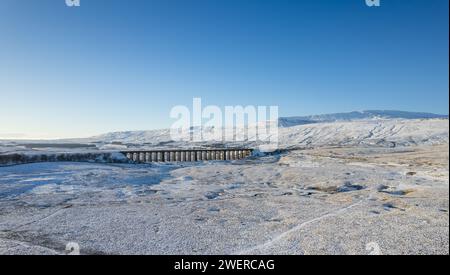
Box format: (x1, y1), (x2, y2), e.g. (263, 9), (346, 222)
(278, 110), (448, 127)
(278, 118), (448, 148)
(2, 111), (447, 152)
(87, 118), (449, 149)
(90, 129), (172, 145)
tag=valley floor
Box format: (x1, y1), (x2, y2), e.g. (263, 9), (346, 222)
(0, 144), (448, 255)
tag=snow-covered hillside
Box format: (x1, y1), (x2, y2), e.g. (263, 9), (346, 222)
(1, 111), (448, 152)
(278, 118), (448, 148)
(278, 110), (448, 127)
(88, 118), (449, 149)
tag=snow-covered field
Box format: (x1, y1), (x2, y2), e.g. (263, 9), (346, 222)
(0, 113), (448, 255)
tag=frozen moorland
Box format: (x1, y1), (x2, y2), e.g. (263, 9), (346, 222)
(0, 112), (448, 255)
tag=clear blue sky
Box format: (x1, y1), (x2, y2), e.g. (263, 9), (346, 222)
(0, 0), (448, 139)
